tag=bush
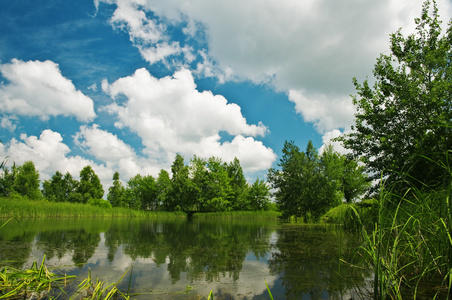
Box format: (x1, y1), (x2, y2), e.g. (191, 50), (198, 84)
(88, 198), (112, 209)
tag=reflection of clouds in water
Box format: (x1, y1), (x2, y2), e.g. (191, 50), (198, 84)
(23, 232), (278, 299)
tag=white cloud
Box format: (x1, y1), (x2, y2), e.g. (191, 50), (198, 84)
(0, 115), (17, 132)
(96, 0), (452, 132)
(0, 59), (96, 122)
(319, 129), (351, 156)
(0, 130), (111, 191)
(74, 124), (162, 179)
(288, 89), (354, 133)
(102, 68), (276, 173)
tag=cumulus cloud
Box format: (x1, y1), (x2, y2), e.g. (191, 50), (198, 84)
(96, 0), (452, 132)
(102, 68), (276, 173)
(319, 129), (351, 156)
(74, 124), (162, 179)
(0, 129), (111, 189)
(288, 89), (355, 133)
(0, 115), (17, 132)
(0, 59), (96, 122)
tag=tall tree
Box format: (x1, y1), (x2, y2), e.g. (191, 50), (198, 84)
(78, 166), (104, 203)
(269, 141), (368, 221)
(338, 0), (452, 190)
(156, 169), (171, 210)
(107, 171), (127, 207)
(166, 154), (193, 211)
(12, 161), (41, 200)
(226, 157), (249, 210)
(247, 179), (271, 211)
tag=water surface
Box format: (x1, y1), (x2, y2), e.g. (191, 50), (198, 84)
(0, 218), (368, 299)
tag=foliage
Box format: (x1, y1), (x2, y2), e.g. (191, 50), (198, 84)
(42, 171), (79, 203)
(0, 255), (74, 299)
(88, 198), (113, 209)
(247, 178), (271, 211)
(0, 196), (187, 218)
(125, 174), (158, 210)
(78, 166), (104, 204)
(11, 161), (42, 200)
(107, 171), (127, 208)
(338, 0), (452, 191)
(268, 141), (369, 221)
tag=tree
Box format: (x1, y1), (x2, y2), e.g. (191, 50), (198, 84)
(43, 171), (65, 202)
(247, 179), (271, 211)
(78, 166), (104, 203)
(268, 141), (369, 221)
(166, 154), (193, 211)
(0, 163), (16, 197)
(226, 158), (249, 210)
(107, 171), (127, 207)
(338, 1), (452, 190)
(156, 169), (171, 210)
(12, 161), (41, 199)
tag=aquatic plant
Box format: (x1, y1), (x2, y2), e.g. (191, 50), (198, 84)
(0, 255), (74, 299)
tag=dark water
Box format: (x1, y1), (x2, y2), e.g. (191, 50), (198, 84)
(0, 218), (370, 299)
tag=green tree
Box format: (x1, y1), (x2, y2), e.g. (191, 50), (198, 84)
(247, 178), (271, 211)
(0, 163), (16, 197)
(78, 165), (104, 203)
(12, 161), (42, 199)
(156, 169), (171, 210)
(226, 157), (249, 210)
(42, 171), (65, 202)
(202, 157), (233, 212)
(338, 0), (452, 190)
(268, 141), (367, 221)
(107, 171), (127, 207)
(166, 154), (193, 211)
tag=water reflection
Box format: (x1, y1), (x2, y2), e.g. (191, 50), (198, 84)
(268, 225), (368, 299)
(0, 218), (368, 299)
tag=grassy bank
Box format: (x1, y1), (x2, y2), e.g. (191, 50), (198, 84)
(322, 184), (452, 299)
(0, 196), (186, 219)
(192, 210), (281, 220)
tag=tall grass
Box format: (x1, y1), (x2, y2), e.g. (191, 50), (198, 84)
(347, 179), (452, 299)
(0, 196), (186, 219)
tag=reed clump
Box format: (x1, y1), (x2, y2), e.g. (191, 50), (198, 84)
(0, 196), (186, 219)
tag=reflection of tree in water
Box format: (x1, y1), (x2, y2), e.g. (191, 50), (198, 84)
(35, 229), (101, 266)
(268, 225), (367, 299)
(104, 219), (275, 284)
(0, 232), (35, 269)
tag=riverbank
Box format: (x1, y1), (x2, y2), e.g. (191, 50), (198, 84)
(0, 196), (185, 218)
(0, 196), (281, 219)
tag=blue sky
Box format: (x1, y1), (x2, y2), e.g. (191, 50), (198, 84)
(1, 0), (451, 189)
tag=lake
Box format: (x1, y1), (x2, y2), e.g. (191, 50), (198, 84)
(0, 217), (370, 299)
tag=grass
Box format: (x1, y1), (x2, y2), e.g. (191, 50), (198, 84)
(339, 183), (452, 299)
(0, 255), (75, 299)
(0, 196), (186, 219)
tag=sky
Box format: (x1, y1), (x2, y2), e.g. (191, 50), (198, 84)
(1, 0), (451, 191)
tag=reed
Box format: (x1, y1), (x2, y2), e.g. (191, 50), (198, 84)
(350, 181), (452, 299)
(0, 196), (186, 219)
(0, 255), (75, 299)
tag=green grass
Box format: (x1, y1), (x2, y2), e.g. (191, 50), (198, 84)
(191, 210), (281, 220)
(0, 196), (186, 219)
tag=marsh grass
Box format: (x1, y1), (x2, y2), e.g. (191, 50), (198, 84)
(72, 268), (136, 300)
(0, 255), (75, 299)
(0, 197), (186, 219)
(348, 182), (452, 299)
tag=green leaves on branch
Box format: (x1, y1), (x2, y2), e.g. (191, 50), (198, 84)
(268, 141), (369, 222)
(338, 0), (452, 191)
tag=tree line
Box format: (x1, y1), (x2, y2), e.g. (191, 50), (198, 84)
(0, 155), (273, 212)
